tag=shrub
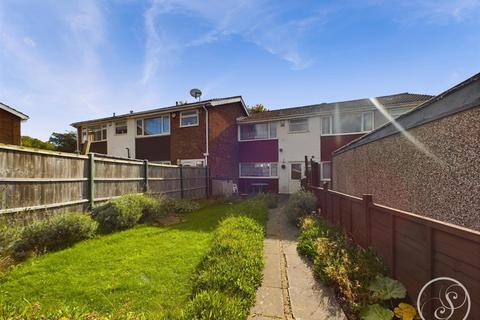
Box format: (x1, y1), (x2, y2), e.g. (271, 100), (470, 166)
(253, 192), (278, 209)
(92, 194), (163, 232)
(160, 198), (200, 215)
(284, 191), (317, 224)
(298, 216), (386, 319)
(11, 213), (97, 260)
(185, 208), (266, 319)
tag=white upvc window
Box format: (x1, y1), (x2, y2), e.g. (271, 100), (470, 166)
(136, 114), (170, 136)
(320, 161), (332, 181)
(361, 111), (374, 132)
(179, 159), (205, 167)
(239, 122), (277, 141)
(115, 121), (128, 135)
(83, 126), (107, 142)
(321, 115), (333, 135)
(180, 110), (199, 127)
(389, 108), (410, 119)
(239, 162), (278, 178)
(288, 118), (309, 133)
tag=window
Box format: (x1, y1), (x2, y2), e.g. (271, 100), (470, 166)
(180, 159), (205, 167)
(136, 115), (170, 136)
(84, 126), (107, 142)
(321, 162), (331, 181)
(115, 121), (128, 135)
(389, 108), (410, 119)
(180, 110), (199, 127)
(239, 163), (278, 177)
(239, 123), (276, 140)
(321, 116), (333, 135)
(289, 118), (308, 133)
(291, 163), (302, 180)
(362, 112), (373, 131)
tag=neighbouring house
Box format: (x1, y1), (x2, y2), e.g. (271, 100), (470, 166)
(332, 72), (480, 231)
(71, 96), (249, 184)
(0, 102), (29, 146)
(236, 93), (433, 194)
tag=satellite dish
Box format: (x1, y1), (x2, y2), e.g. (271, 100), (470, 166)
(190, 88), (202, 101)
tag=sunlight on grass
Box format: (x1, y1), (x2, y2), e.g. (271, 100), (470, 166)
(0, 202), (233, 317)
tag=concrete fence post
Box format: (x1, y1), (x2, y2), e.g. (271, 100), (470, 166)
(143, 160), (149, 193)
(362, 194), (373, 246)
(88, 153), (95, 209)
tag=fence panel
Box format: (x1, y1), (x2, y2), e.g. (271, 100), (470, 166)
(0, 144), (209, 225)
(308, 183), (480, 318)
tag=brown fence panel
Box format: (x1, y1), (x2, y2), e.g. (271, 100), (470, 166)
(148, 164), (181, 198)
(308, 181), (480, 318)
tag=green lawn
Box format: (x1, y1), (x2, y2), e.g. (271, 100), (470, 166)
(0, 202), (234, 318)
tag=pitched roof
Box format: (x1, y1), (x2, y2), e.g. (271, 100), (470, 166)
(71, 96), (248, 127)
(237, 93), (433, 123)
(0, 102), (29, 120)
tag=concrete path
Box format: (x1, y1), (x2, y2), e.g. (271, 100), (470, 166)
(249, 207), (346, 320)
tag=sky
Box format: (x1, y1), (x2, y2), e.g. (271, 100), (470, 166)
(1, 0), (480, 140)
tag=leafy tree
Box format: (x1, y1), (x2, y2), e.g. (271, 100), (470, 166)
(49, 131), (77, 152)
(248, 104), (268, 113)
(21, 136), (57, 150)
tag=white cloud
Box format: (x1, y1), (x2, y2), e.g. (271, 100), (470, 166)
(394, 0), (480, 23)
(22, 37), (36, 47)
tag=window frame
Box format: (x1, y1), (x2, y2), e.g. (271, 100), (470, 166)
(179, 159), (205, 167)
(238, 122), (277, 141)
(83, 125), (107, 142)
(290, 163), (303, 181)
(361, 111), (374, 132)
(239, 162), (278, 178)
(180, 110), (199, 128)
(288, 118), (309, 133)
(320, 161), (332, 181)
(321, 115), (333, 135)
(115, 121), (128, 135)
(136, 114), (171, 137)
(321, 111), (375, 136)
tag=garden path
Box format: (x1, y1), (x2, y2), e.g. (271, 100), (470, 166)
(249, 207), (346, 320)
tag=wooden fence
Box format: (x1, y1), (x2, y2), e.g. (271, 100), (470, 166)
(0, 144), (208, 225)
(306, 160), (479, 319)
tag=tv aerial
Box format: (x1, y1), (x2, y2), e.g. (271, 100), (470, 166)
(190, 88), (202, 101)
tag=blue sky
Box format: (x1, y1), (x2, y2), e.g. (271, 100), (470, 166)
(1, 0), (480, 140)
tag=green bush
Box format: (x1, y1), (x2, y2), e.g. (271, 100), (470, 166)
(160, 197), (200, 215)
(92, 194), (162, 232)
(284, 191), (317, 224)
(298, 217), (386, 319)
(185, 208), (266, 319)
(253, 193), (278, 209)
(11, 213), (97, 260)
(182, 291), (246, 320)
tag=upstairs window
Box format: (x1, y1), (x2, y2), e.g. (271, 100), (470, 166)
(321, 116), (333, 135)
(239, 123), (276, 140)
(239, 162), (278, 177)
(136, 115), (170, 136)
(84, 126), (107, 142)
(332, 111), (374, 134)
(389, 108), (410, 119)
(289, 118), (308, 133)
(115, 121), (128, 135)
(362, 112), (373, 131)
(180, 110), (199, 127)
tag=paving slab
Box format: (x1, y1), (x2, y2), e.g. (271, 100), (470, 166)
(250, 286), (284, 318)
(262, 253), (282, 288)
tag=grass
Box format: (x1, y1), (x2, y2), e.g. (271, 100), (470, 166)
(0, 202), (235, 319)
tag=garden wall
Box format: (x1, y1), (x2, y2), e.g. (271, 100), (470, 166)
(0, 144), (208, 225)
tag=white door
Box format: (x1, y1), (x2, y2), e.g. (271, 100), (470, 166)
(288, 162), (303, 193)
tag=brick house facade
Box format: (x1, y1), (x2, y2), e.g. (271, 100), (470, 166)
(0, 102), (29, 146)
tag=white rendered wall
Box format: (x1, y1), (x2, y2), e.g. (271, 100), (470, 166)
(277, 116), (321, 193)
(106, 119), (136, 159)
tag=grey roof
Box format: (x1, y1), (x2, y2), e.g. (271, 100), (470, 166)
(71, 96), (248, 127)
(0, 102), (29, 120)
(237, 93), (433, 123)
(334, 72), (480, 155)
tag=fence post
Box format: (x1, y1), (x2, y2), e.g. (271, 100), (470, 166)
(179, 164), (184, 199)
(88, 153), (95, 209)
(205, 166), (209, 198)
(363, 194), (373, 247)
(143, 160), (149, 193)
(304, 155), (309, 186)
(322, 182), (329, 216)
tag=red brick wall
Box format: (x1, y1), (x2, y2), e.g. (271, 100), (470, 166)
(0, 109), (21, 145)
(208, 102), (247, 181)
(170, 108), (206, 164)
(238, 140), (278, 162)
(90, 141), (107, 154)
(136, 136), (170, 161)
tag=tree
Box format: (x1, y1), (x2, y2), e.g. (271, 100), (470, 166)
(248, 104), (268, 113)
(21, 136), (57, 150)
(48, 131), (78, 152)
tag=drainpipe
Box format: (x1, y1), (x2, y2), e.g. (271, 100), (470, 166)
(202, 105), (209, 166)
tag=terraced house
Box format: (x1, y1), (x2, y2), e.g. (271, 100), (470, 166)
(236, 93), (432, 194)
